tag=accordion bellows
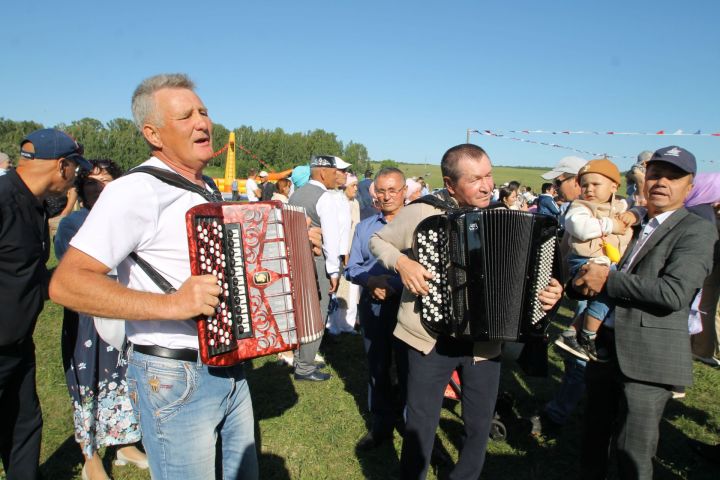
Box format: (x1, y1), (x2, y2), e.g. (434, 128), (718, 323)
(186, 201), (323, 366)
(412, 209), (561, 342)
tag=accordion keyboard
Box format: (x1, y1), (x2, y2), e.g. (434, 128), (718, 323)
(194, 217), (252, 357)
(415, 228), (452, 325)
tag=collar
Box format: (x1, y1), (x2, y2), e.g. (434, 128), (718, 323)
(7, 169), (45, 210)
(309, 179), (328, 191)
(648, 209), (676, 227)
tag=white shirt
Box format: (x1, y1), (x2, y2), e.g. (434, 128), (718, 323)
(70, 157), (214, 349)
(309, 179), (342, 277)
(603, 209), (676, 328)
(246, 177), (259, 202)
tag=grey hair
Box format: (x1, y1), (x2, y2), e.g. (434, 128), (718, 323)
(131, 73), (196, 130)
(374, 167), (405, 185)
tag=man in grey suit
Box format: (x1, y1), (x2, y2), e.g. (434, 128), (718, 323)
(572, 146), (717, 479)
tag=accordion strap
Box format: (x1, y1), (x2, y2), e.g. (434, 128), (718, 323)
(411, 190), (506, 212)
(129, 253), (176, 294)
(128, 165), (223, 203)
(124, 165), (223, 294)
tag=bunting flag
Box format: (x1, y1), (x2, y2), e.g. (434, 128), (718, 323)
(475, 130), (633, 159)
(477, 129), (720, 137)
(471, 129), (718, 163)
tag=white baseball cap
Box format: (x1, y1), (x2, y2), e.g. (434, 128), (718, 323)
(258, 170), (268, 177)
(541, 156), (588, 180)
(335, 157), (352, 170)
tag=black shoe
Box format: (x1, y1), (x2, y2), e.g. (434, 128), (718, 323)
(554, 332), (590, 362)
(688, 438), (720, 465)
(355, 431), (392, 451)
(294, 369), (331, 382)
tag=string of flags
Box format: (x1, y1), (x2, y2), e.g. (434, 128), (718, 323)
(471, 129), (718, 163)
(474, 130), (632, 159)
(478, 129), (720, 137)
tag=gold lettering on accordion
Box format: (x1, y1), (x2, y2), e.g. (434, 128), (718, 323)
(253, 271), (271, 285)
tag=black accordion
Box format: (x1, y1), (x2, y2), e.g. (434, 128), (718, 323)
(412, 208), (561, 342)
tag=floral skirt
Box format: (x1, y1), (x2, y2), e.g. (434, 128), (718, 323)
(62, 309), (141, 457)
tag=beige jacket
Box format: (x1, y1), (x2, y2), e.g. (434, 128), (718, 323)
(368, 192), (501, 359)
(566, 198), (633, 259)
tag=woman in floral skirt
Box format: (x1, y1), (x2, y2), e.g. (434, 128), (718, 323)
(54, 159), (147, 480)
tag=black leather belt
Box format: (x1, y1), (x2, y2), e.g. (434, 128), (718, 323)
(133, 344), (199, 362)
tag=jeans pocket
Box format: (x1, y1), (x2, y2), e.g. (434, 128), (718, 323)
(139, 358), (197, 422)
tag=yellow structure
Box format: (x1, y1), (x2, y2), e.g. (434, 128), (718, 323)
(213, 132), (293, 193)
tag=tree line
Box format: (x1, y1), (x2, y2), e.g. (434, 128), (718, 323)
(0, 117), (377, 176)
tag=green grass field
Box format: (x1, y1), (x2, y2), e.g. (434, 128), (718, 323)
(22, 298), (720, 479)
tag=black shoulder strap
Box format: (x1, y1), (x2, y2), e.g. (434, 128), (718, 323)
(128, 165), (223, 203)
(410, 192), (458, 212)
(128, 252), (176, 294)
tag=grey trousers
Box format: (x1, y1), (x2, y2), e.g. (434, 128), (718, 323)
(294, 255), (330, 375)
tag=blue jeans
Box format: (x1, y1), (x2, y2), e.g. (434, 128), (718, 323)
(544, 300), (588, 425)
(567, 255), (615, 321)
(127, 349), (258, 480)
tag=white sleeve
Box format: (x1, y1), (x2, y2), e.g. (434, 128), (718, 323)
(564, 203), (612, 241)
(337, 196), (351, 256)
(70, 177), (159, 269)
(316, 191), (341, 276)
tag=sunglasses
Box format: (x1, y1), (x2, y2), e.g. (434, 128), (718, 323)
(553, 175), (576, 189)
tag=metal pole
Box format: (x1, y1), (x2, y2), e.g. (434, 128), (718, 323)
(466, 129), (472, 144)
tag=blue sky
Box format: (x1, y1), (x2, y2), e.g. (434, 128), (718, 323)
(1, 0), (718, 171)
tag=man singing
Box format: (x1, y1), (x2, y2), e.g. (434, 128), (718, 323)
(50, 74), (258, 479)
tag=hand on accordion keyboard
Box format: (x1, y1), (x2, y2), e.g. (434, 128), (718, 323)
(537, 278), (564, 311)
(396, 255), (433, 296)
(167, 274), (221, 319)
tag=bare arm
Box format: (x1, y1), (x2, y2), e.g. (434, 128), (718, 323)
(49, 247), (221, 320)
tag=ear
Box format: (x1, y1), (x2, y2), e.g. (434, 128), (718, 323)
(57, 158), (69, 179)
(610, 182), (618, 194)
(443, 176), (456, 196)
(143, 124), (163, 149)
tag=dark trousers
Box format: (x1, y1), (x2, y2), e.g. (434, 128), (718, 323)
(295, 255), (330, 375)
(359, 292), (407, 436)
(0, 341), (42, 480)
(401, 337), (501, 480)
(582, 329), (672, 480)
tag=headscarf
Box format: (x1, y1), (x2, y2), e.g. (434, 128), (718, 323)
(685, 172), (720, 207)
(290, 165), (311, 188)
(405, 178), (422, 201)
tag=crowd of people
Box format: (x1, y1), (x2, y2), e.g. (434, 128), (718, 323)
(1, 72), (719, 480)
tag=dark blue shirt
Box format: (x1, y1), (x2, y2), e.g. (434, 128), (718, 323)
(0, 170), (50, 346)
(345, 212), (403, 294)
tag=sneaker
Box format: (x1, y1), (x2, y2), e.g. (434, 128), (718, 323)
(692, 354), (720, 367)
(671, 386), (686, 399)
(578, 333), (610, 363)
(528, 411), (562, 438)
(554, 332), (590, 362)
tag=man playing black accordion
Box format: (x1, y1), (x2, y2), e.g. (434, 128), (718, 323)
(369, 143), (563, 479)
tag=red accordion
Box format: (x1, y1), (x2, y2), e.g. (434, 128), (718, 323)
(186, 201), (323, 366)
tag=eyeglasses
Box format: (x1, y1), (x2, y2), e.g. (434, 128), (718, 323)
(553, 176), (575, 189)
(375, 188), (404, 198)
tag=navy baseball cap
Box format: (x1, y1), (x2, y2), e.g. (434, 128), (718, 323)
(647, 146), (696, 175)
(20, 128), (91, 170)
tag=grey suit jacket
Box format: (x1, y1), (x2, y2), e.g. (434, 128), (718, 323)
(606, 208), (717, 387)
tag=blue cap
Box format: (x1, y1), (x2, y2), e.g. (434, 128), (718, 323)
(20, 128), (91, 170)
(648, 146), (696, 175)
(291, 165), (311, 188)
